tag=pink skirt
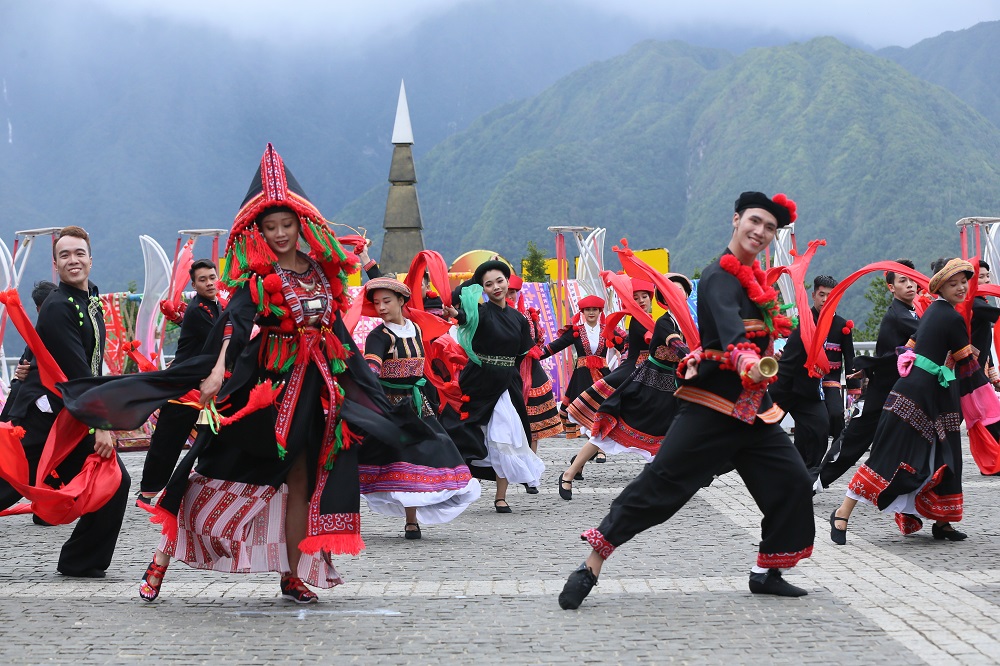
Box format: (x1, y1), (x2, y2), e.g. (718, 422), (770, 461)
(160, 473), (344, 588)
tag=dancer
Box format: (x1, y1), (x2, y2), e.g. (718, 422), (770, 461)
(61, 144), (406, 604)
(559, 277), (690, 499)
(440, 260), (545, 513)
(136, 259), (222, 505)
(558, 192), (815, 609)
(817, 260), (919, 489)
(811, 276), (861, 444)
(360, 277), (480, 538)
(507, 273), (563, 452)
(830, 258), (988, 543)
(540, 295), (626, 439)
(0, 227), (131, 577)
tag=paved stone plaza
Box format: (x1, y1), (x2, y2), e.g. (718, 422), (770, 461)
(2, 436), (999, 665)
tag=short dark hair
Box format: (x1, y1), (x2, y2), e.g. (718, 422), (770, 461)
(189, 259), (217, 281)
(886, 258), (915, 284)
(813, 275), (837, 290)
(979, 259), (990, 271)
(31, 280), (57, 308)
(53, 226), (91, 259)
(929, 257), (954, 275)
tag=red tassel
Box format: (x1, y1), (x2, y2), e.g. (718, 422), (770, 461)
(298, 533), (365, 557)
(220, 380), (281, 426)
(244, 232), (277, 274)
(147, 504), (179, 541)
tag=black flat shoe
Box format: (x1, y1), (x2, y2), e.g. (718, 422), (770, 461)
(558, 562), (598, 610)
(522, 483), (539, 495)
(57, 568), (107, 579)
(748, 569), (808, 597)
(568, 456), (584, 480)
(404, 523), (422, 540)
(558, 475), (573, 501)
(931, 522), (967, 541)
(494, 499), (512, 514)
(829, 510), (848, 546)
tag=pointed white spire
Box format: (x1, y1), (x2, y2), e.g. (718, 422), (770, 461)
(391, 80), (414, 145)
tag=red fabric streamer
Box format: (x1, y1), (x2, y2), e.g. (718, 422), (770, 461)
(601, 270), (655, 336)
(404, 250), (454, 309)
(612, 239), (699, 349)
(0, 289), (122, 523)
(805, 262), (930, 378)
(764, 238), (826, 373)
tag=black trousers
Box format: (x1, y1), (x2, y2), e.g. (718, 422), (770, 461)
(0, 406), (131, 574)
(823, 386), (847, 442)
(140, 401), (197, 494)
(593, 402), (814, 566)
(783, 396), (830, 479)
(818, 386), (889, 488)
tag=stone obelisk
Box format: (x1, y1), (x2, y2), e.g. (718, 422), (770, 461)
(379, 80), (426, 274)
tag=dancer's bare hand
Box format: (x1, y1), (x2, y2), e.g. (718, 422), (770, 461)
(93, 430), (115, 459)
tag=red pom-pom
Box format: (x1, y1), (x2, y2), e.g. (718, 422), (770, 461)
(845, 320), (854, 329)
(573, 331), (580, 338)
(842, 327), (851, 335)
(329, 279), (344, 299)
(262, 274), (282, 294)
(269, 292), (285, 305)
(279, 318), (295, 333)
(460, 411), (469, 420)
(426, 290), (439, 299)
(614, 336), (623, 345)
(461, 395), (470, 403)
(771, 193), (797, 223)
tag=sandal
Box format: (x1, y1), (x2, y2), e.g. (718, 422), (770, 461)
(558, 474), (573, 501)
(139, 555), (168, 602)
(404, 522), (422, 540)
(494, 499), (513, 514)
(280, 575), (318, 604)
(594, 451), (607, 463)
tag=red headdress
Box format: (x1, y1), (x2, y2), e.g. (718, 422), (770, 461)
(507, 274), (524, 291)
(577, 295), (606, 310)
(221, 143), (358, 310)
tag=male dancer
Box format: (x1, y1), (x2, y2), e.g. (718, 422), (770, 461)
(812, 276), (861, 445)
(819, 260), (918, 493)
(0, 226), (130, 577)
(558, 192), (815, 609)
(136, 259), (222, 504)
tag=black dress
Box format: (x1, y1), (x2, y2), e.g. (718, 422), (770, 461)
(589, 313), (688, 461)
(519, 307), (563, 442)
(358, 320), (480, 523)
(439, 298), (545, 485)
(848, 298), (985, 533)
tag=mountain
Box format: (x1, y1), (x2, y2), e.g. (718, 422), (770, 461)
(879, 21), (1000, 129)
(335, 37), (1000, 320)
(0, 0), (813, 295)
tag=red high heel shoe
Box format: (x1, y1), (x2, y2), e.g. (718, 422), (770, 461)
(139, 556), (168, 602)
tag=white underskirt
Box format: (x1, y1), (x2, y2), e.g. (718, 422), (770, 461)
(469, 391), (545, 486)
(589, 433), (655, 462)
(362, 479), (482, 524)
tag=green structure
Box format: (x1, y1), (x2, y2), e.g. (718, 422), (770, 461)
(379, 80), (426, 274)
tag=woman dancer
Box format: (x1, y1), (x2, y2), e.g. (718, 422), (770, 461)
(63, 145), (408, 604)
(506, 274), (563, 451)
(558, 278), (691, 499)
(440, 261), (545, 513)
(361, 277), (480, 539)
(830, 258), (991, 543)
(540, 295), (626, 439)
(558, 279), (654, 495)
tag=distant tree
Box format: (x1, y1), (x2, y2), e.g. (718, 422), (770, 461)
(522, 241), (549, 282)
(856, 276), (892, 341)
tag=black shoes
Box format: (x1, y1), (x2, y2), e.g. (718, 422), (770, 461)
(404, 523), (422, 540)
(931, 522), (967, 541)
(494, 499), (513, 514)
(568, 456), (584, 480)
(32, 514), (54, 527)
(558, 562), (599, 609)
(58, 568), (106, 579)
(829, 510), (848, 546)
(522, 483), (539, 495)
(558, 475), (573, 500)
(594, 451), (606, 463)
(748, 569), (808, 597)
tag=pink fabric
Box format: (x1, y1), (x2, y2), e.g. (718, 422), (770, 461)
(961, 383), (1000, 428)
(160, 473), (344, 588)
(897, 349), (916, 377)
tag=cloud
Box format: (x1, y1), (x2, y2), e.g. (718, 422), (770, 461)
(86, 0), (999, 49)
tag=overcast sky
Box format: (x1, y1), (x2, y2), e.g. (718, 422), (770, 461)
(89, 0), (999, 50)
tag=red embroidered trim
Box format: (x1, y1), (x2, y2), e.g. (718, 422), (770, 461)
(581, 528), (615, 559)
(756, 545), (813, 569)
(894, 512), (924, 535)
